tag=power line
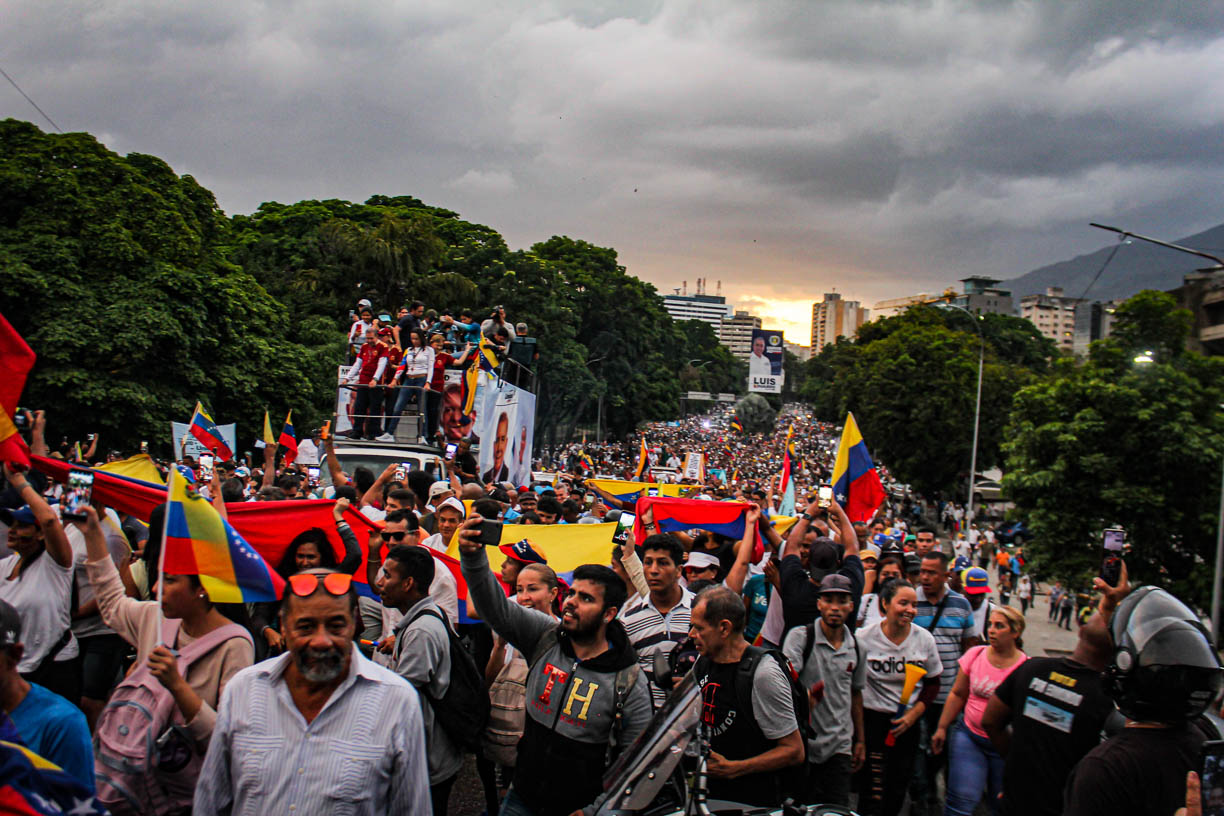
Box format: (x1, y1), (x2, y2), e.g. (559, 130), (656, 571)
(0, 65), (62, 132)
(1077, 239), (1125, 302)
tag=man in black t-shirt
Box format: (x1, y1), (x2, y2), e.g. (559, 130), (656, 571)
(982, 611), (1116, 816)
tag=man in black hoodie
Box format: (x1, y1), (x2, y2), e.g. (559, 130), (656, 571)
(458, 515), (653, 816)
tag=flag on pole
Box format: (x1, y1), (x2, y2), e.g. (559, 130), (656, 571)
(477, 335), (500, 372)
(262, 411), (276, 445)
(279, 411), (298, 464)
(461, 360), (481, 414)
(633, 436), (649, 479)
(161, 467), (285, 603)
(188, 402), (234, 461)
(830, 412), (887, 523)
(0, 313), (34, 471)
(72, 442), (83, 463)
(778, 423), (795, 496)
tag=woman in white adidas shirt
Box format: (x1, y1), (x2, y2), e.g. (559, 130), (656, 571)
(856, 578), (942, 816)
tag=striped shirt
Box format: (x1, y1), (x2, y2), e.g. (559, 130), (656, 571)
(193, 644), (431, 816)
(619, 588), (694, 708)
(914, 587), (974, 704)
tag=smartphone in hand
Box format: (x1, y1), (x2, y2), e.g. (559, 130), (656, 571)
(1101, 527), (1125, 585)
(477, 519), (503, 548)
(1201, 740), (1224, 816)
(818, 484), (834, 508)
(62, 468), (95, 520)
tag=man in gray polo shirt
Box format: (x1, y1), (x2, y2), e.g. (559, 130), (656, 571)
(377, 545), (462, 816)
(781, 573), (866, 806)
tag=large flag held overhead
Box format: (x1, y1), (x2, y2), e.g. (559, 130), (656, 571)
(830, 412), (887, 523)
(0, 313), (34, 471)
(188, 402), (233, 462)
(633, 436), (649, 479)
(98, 454), (166, 486)
(161, 468), (285, 603)
(585, 478), (691, 503)
(279, 411), (298, 464)
(633, 496), (765, 561)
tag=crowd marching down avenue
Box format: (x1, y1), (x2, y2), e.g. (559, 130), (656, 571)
(0, 284), (1220, 816)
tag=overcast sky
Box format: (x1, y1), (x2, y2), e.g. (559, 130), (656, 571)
(6, 0), (1224, 341)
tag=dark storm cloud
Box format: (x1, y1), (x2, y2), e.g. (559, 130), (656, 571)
(2, 0), (1222, 324)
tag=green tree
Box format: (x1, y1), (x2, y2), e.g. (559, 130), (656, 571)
(1003, 348), (1224, 606)
(1106, 289), (1193, 362)
(0, 119), (333, 455)
(735, 393), (777, 434)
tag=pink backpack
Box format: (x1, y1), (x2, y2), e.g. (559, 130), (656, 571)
(94, 619), (251, 815)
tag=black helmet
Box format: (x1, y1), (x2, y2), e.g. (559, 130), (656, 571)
(1104, 586), (1223, 724)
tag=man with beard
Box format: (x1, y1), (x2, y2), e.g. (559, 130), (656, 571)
(194, 569), (430, 815)
(458, 515), (652, 816)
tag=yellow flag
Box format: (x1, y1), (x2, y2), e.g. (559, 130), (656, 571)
(98, 454), (166, 486)
(262, 410), (276, 445)
(445, 521), (618, 574)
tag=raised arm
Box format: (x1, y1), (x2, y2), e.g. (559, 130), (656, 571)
(361, 464), (397, 509)
(261, 445), (276, 489)
(324, 433), (348, 487)
(29, 410), (48, 457)
(723, 505), (761, 594)
(457, 515), (556, 655)
(332, 498), (362, 575)
(828, 499), (857, 556)
(4, 465), (71, 568)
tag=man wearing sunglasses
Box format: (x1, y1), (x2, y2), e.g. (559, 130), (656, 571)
(368, 510), (458, 625)
(458, 515), (652, 816)
(194, 569), (431, 816)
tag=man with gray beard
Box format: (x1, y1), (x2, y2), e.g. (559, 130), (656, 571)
(194, 569), (431, 815)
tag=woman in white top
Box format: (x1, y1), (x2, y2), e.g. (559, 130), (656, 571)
(856, 555), (904, 630)
(0, 466), (78, 701)
(385, 328), (434, 439)
(1016, 574), (1033, 615)
(479, 563), (560, 814)
(856, 578), (943, 816)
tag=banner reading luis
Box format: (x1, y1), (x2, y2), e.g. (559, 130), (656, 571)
(747, 329), (784, 393)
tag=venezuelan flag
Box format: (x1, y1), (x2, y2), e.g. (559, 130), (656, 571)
(161, 467), (284, 602)
(279, 411), (298, 464)
(831, 411), (887, 523)
(477, 334), (500, 371)
(262, 410), (276, 445)
(0, 738), (108, 815)
(633, 496), (765, 560)
(461, 359), (481, 414)
(729, 415), (743, 434)
(188, 402), (233, 461)
(0, 313), (34, 471)
(586, 478), (691, 503)
(634, 436), (649, 479)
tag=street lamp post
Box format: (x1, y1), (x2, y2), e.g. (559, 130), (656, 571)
(944, 303), (985, 524)
(1214, 404), (1224, 646)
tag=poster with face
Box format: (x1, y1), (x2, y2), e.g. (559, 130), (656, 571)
(475, 376), (536, 486)
(748, 329), (785, 393)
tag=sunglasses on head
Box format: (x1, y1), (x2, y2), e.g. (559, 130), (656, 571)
(287, 572), (353, 598)
(380, 530), (411, 542)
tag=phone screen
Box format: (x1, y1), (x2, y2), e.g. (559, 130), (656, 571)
(394, 465), (407, 483)
(63, 469), (94, 519)
(1101, 527), (1126, 584)
(307, 466), (320, 481)
(199, 455), (214, 481)
(818, 484), (834, 508)
(445, 442), (458, 458)
(1202, 741), (1224, 816)
(140, 440), (148, 453)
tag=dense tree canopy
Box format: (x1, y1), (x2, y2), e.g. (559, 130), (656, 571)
(1004, 298), (1224, 607)
(0, 119), (333, 455)
(1, 120), (743, 452)
(797, 305), (1053, 495)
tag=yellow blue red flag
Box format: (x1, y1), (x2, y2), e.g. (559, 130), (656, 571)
(831, 412), (887, 523)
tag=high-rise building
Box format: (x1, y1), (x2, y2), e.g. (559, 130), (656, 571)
(719, 311), (762, 359)
(1020, 286), (1083, 353)
(810, 293), (869, 351)
(661, 293), (731, 331)
(1168, 269), (1224, 355)
(872, 293), (938, 320)
(950, 277), (1014, 316)
(1072, 300), (1122, 356)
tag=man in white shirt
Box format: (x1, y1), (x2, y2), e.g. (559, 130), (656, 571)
(748, 335), (774, 380)
(194, 569), (430, 816)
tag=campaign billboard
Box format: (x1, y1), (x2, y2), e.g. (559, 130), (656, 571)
(476, 376), (537, 487)
(747, 329), (785, 393)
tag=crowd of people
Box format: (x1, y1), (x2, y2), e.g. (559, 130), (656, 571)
(343, 298), (524, 445)
(0, 398), (1220, 816)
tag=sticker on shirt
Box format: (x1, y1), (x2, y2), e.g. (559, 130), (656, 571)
(1027, 677), (1082, 707)
(1022, 696), (1073, 733)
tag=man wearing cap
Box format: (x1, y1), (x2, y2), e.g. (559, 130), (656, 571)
(961, 567), (994, 642)
(782, 574), (866, 806)
(778, 495), (863, 632)
(420, 496), (466, 555)
(0, 598), (94, 790)
(418, 481), (455, 536)
(619, 533), (693, 708)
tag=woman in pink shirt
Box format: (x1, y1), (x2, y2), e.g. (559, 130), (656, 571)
(932, 605), (1027, 816)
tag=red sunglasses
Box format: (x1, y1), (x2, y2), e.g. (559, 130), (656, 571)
(287, 572), (353, 598)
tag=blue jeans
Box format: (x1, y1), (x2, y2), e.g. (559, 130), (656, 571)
(945, 721), (1004, 816)
(384, 376), (425, 434)
(499, 788), (537, 816)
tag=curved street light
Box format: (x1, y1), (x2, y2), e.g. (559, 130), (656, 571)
(943, 303), (985, 525)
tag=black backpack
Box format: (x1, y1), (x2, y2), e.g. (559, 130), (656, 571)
(404, 607), (491, 752)
(696, 645), (815, 746)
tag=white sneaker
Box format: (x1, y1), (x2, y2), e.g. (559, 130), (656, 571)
(376, 433), (395, 443)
